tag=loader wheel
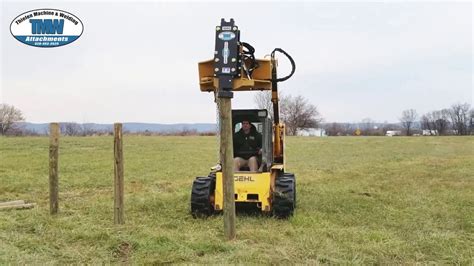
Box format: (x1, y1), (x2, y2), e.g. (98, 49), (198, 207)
(191, 175), (215, 218)
(288, 173), (296, 208)
(273, 173), (296, 218)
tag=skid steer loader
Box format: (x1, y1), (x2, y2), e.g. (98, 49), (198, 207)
(191, 18), (296, 218)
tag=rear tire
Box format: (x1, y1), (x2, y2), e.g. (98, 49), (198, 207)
(191, 175), (215, 218)
(273, 173), (296, 218)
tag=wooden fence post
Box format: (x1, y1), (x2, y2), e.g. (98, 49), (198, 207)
(114, 123), (125, 224)
(49, 123), (59, 215)
(218, 98), (236, 240)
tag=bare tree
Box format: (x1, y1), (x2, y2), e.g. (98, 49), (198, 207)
(437, 109), (452, 135)
(400, 109), (418, 136)
(254, 91), (285, 121)
(0, 104), (25, 135)
(60, 122), (83, 136)
(421, 114), (433, 133)
(254, 91), (273, 119)
(422, 109), (450, 135)
(469, 108), (474, 135)
(280, 95), (323, 135)
(449, 103), (471, 135)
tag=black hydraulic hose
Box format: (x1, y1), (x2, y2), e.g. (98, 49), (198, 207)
(241, 42), (259, 77)
(270, 48), (295, 124)
(270, 48), (296, 83)
(241, 42), (255, 54)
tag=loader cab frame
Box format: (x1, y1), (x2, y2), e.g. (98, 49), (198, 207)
(232, 109), (273, 172)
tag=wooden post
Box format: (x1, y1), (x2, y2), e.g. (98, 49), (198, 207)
(218, 97), (236, 240)
(0, 203), (36, 210)
(49, 123), (59, 215)
(114, 123), (125, 224)
(0, 200), (25, 206)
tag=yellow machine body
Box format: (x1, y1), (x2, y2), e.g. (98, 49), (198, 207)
(214, 171), (272, 212)
(198, 59), (273, 92)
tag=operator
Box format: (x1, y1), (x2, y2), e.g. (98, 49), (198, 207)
(233, 119), (262, 172)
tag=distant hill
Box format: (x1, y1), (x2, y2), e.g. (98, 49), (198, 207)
(20, 122), (216, 134)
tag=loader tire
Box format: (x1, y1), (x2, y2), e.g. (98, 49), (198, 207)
(191, 175), (215, 218)
(273, 173), (296, 218)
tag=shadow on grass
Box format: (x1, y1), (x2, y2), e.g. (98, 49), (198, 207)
(212, 203), (271, 217)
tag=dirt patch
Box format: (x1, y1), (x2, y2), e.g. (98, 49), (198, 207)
(112, 241), (133, 262)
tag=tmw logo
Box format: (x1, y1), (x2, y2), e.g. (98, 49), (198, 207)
(30, 19), (64, 34)
(10, 9), (83, 48)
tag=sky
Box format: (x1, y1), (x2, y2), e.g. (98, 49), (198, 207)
(0, 1), (472, 124)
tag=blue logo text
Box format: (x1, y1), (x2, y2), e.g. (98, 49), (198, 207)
(30, 19), (64, 34)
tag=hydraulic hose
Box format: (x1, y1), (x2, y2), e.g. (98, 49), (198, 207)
(270, 48), (296, 83)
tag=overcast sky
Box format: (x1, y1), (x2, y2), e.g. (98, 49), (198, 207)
(1, 1), (472, 123)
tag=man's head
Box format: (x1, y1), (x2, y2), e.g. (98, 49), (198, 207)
(241, 120), (251, 134)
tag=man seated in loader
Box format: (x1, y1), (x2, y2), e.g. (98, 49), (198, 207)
(233, 119), (262, 172)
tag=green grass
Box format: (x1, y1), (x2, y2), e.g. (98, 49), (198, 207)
(0, 136), (473, 264)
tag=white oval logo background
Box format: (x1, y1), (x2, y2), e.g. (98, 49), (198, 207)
(10, 9), (83, 48)
(218, 31), (235, 41)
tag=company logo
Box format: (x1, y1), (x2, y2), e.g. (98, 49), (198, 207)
(10, 9), (83, 48)
(218, 31), (235, 41)
(235, 175), (254, 182)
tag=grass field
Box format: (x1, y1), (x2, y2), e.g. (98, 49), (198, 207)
(0, 136), (473, 264)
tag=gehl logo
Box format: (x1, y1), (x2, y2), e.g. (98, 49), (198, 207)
(234, 175), (255, 182)
(30, 19), (64, 34)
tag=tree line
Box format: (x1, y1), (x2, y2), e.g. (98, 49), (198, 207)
(254, 94), (472, 136)
(325, 103), (473, 136)
(1, 101), (472, 137)
(0, 104), (216, 136)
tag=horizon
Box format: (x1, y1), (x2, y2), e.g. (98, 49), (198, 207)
(20, 120), (418, 125)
